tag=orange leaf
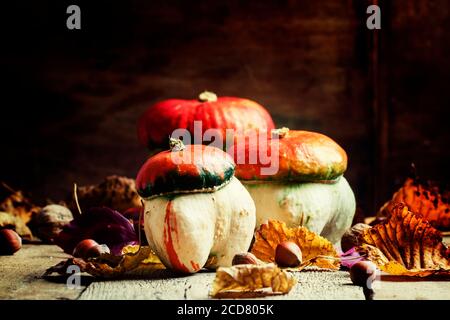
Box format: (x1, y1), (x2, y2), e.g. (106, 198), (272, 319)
(251, 220), (339, 269)
(359, 203), (450, 276)
(379, 178), (450, 229)
(210, 263), (296, 298)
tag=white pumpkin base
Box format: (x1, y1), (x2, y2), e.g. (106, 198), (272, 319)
(143, 177), (256, 273)
(243, 177), (356, 244)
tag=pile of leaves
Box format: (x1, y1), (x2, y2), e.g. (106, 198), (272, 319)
(357, 203), (450, 277)
(379, 177), (450, 230)
(0, 182), (40, 240)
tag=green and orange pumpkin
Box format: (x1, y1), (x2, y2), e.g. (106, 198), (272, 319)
(230, 128), (356, 245)
(136, 139), (256, 273)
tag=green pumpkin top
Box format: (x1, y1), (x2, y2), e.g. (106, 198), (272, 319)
(136, 139), (235, 199)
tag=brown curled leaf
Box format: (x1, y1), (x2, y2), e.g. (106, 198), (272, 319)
(251, 219), (339, 269)
(68, 175), (142, 214)
(211, 263), (296, 298)
(379, 178), (450, 229)
(358, 203), (450, 276)
(44, 245), (165, 278)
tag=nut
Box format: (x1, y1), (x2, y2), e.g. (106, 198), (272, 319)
(0, 229), (22, 255)
(72, 239), (110, 259)
(232, 252), (259, 265)
(350, 261), (378, 288)
(30, 204), (73, 243)
(341, 223), (371, 253)
(275, 241), (302, 267)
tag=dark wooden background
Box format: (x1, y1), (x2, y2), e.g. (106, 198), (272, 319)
(1, 0), (449, 216)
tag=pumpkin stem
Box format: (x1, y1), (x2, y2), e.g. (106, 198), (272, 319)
(198, 91), (218, 102)
(271, 127), (289, 139)
(169, 137), (186, 152)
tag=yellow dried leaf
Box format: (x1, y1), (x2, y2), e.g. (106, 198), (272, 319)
(0, 183), (40, 233)
(251, 219), (339, 269)
(379, 178), (450, 229)
(359, 203), (450, 276)
(211, 263), (296, 298)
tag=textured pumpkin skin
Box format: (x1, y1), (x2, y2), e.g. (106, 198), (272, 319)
(138, 95), (275, 149)
(233, 129), (347, 182)
(244, 177), (355, 245)
(144, 177), (256, 273)
(136, 144), (235, 199)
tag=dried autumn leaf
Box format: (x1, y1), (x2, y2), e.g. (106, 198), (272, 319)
(44, 245), (165, 278)
(0, 211), (33, 239)
(358, 203), (450, 276)
(211, 263), (296, 298)
(251, 219), (339, 269)
(68, 175), (141, 214)
(379, 178), (450, 229)
(0, 182), (40, 227)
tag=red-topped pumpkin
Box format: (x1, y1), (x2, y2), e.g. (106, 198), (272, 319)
(137, 91), (275, 149)
(136, 138), (256, 273)
(231, 128), (348, 182)
(136, 138), (235, 199)
(229, 128), (355, 245)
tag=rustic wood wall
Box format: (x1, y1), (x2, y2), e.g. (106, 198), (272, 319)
(0, 0), (448, 216)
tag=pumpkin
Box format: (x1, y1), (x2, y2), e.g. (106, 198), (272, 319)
(231, 128), (356, 245)
(136, 138), (256, 273)
(137, 91), (275, 149)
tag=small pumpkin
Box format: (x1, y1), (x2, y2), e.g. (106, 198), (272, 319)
(231, 128), (356, 245)
(137, 91), (275, 149)
(136, 138), (256, 273)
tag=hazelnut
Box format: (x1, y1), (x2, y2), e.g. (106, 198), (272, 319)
(341, 223), (371, 253)
(275, 241), (302, 267)
(72, 239), (110, 259)
(0, 229), (22, 255)
(350, 261), (378, 288)
(232, 252), (259, 265)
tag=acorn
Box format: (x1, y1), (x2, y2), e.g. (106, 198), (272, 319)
(72, 239), (110, 259)
(232, 252), (259, 265)
(350, 261), (378, 288)
(0, 229), (22, 255)
(275, 241), (302, 267)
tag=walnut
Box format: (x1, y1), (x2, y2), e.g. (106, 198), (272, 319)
(29, 204), (73, 243)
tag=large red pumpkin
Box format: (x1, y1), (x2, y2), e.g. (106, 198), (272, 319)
(137, 91), (275, 149)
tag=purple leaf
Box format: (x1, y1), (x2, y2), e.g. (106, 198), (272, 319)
(55, 207), (138, 255)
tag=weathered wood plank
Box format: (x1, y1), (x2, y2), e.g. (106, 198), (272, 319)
(79, 270), (365, 300)
(0, 244), (86, 300)
(2, 243), (450, 300)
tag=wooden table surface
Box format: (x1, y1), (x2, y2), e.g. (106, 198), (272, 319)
(1, 242), (449, 300)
